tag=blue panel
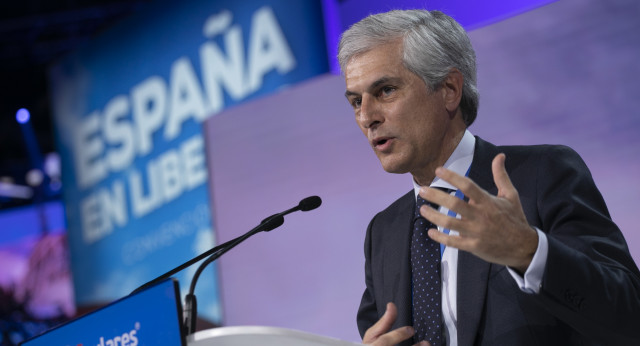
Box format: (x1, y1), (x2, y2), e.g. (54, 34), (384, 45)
(23, 279), (184, 346)
(48, 0), (328, 324)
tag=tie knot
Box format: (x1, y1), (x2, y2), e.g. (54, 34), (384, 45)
(415, 187), (453, 219)
(414, 195), (432, 219)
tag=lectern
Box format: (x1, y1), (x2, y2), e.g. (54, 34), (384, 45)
(21, 279), (186, 345)
(188, 326), (361, 346)
(21, 279), (361, 346)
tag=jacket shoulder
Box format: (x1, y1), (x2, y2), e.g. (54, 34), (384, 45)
(372, 190), (414, 223)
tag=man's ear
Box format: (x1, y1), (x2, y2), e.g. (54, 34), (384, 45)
(442, 68), (463, 114)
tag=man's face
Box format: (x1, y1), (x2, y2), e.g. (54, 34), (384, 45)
(344, 40), (455, 181)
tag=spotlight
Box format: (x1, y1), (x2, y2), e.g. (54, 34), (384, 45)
(16, 108), (30, 124)
(26, 169), (44, 187)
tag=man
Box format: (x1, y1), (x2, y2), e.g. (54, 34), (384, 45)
(338, 9), (640, 346)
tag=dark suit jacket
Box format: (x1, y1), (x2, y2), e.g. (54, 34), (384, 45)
(357, 137), (640, 345)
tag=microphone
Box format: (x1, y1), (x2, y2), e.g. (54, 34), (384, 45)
(184, 196), (322, 334)
(130, 196), (320, 295)
(300, 195), (322, 211)
(260, 195), (322, 224)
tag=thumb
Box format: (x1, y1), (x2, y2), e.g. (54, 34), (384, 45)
(378, 302), (398, 330)
(491, 153), (516, 199)
(363, 303), (398, 342)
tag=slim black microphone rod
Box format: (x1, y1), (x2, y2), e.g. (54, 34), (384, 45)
(131, 214), (284, 295)
(184, 195), (322, 334)
(187, 215), (284, 295)
(183, 214), (284, 333)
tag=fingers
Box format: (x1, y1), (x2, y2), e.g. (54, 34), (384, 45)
(363, 303), (416, 346)
(491, 153), (517, 199)
(363, 303), (398, 343)
(420, 204), (465, 234)
(369, 326), (415, 346)
(434, 166), (486, 203)
(418, 187), (470, 240)
(420, 187), (471, 217)
(425, 153), (518, 212)
(427, 228), (465, 250)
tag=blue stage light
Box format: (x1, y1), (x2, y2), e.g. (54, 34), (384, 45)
(16, 108), (30, 124)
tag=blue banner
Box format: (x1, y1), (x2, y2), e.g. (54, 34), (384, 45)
(48, 0), (328, 324)
(23, 279), (185, 346)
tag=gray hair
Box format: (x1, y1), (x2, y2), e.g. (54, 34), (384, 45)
(338, 10), (479, 126)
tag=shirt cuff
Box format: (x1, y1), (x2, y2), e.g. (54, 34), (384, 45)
(507, 228), (548, 294)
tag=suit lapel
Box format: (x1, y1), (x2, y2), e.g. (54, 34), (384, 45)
(381, 191), (416, 331)
(456, 137), (499, 345)
(457, 251), (491, 345)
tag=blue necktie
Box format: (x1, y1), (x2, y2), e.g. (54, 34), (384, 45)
(411, 195), (443, 345)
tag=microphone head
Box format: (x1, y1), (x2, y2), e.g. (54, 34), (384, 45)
(299, 196), (322, 211)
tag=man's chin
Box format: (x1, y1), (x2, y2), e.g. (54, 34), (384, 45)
(379, 161), (410, 175)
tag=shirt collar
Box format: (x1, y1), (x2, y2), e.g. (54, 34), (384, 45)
(413, 130), (476, 199)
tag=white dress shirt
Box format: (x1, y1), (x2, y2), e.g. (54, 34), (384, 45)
(412, 130), (549, 346)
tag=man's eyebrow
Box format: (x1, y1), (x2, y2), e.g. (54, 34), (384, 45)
(344, 90), (359, 99)
(369, 76), (395, 91)
(344, 76), (398, 99)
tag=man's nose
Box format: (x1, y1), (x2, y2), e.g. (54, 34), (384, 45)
(358, 95), (383, 129)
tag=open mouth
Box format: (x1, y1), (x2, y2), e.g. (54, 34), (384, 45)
(375, 138), (388, 146)
(373, 137), (392, 148)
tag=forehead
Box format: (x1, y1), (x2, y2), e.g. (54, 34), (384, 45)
(344, 40), (411, 91)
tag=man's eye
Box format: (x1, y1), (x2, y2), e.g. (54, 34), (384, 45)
(381, 86), (395, 95)
(351, 98), (361, 108)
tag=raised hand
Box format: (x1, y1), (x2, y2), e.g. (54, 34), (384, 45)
(419, 153), (538, 273)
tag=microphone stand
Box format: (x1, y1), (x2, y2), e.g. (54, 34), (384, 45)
(131, 215), (284, 295)
(129, 196), (322, 335)
(184, 214), (284, 334)
(184, 196), (322, 334)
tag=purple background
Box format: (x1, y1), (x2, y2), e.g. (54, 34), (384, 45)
(205, 0), (639, 342)
(323, 0), (557, 74)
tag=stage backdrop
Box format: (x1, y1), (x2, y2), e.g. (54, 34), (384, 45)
(206, 0), (640, 342)
(48, 0), (328, 323)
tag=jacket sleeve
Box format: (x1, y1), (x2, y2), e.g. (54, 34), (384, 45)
(533, 145), (640, 344)
(357, 215), (379, 339)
